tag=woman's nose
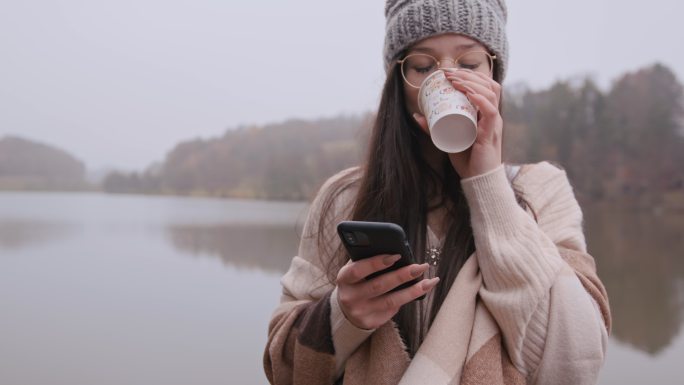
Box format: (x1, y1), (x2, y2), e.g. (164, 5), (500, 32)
(438, 58), (458, 69)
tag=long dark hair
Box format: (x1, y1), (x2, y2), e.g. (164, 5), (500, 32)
(316, 52), (511, 357)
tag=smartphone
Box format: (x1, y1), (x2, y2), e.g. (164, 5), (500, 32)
(337, 220), (425, 299)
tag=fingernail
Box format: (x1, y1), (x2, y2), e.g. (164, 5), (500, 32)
(410, 264), (428, 277)
(412, 112), (419, 120)
(422, 277), (440, 290)
(384, 254), (401, 266)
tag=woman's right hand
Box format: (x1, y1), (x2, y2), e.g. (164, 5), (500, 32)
(335, 254), (440, 330)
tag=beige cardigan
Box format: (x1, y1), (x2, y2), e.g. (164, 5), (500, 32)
(264, 162), (611, 385)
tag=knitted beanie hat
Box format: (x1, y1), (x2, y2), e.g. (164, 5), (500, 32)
(383, 0), (509, 81)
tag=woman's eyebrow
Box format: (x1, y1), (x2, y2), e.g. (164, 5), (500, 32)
(411, 43), (478, 54)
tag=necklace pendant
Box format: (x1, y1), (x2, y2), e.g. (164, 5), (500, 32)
(426, 247), (441, 266)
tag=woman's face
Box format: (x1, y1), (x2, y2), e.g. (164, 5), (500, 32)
(401, 33), (492, 117)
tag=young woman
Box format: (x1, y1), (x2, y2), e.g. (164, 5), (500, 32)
(264, 1), (611, 384)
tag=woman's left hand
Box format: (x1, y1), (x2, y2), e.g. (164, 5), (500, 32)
(413, 68), (503, 179)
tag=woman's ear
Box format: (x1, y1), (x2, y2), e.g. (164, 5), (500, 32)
(412, 113), (430, 136)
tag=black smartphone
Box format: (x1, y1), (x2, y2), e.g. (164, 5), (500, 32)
(336, 221), (425, 298)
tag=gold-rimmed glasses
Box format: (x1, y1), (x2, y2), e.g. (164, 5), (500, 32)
(397, 51), (496, 88)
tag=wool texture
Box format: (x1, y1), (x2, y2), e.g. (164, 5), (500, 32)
(383, 0), (509, 81)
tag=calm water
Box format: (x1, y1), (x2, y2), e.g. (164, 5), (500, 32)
(0, 192), (682, 384)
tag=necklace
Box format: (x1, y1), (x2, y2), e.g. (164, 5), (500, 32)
(426, 246), (442, 266)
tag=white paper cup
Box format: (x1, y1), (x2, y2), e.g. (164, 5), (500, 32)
(418, 70), (478, 153)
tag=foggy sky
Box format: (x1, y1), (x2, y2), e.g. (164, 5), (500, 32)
(1, 0), (681, 171)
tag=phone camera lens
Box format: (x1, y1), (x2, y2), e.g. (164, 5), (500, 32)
(344, 232), (357, 245)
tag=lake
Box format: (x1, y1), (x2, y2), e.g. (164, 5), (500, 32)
(1, 192), (682, 384)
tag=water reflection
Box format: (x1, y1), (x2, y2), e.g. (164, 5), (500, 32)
(166, 204), (684, 357)
(1, 192), (683, 383)
(0, 220), (80, 250)
(584, 204), (684, 355)
(165, 223), (303, 274)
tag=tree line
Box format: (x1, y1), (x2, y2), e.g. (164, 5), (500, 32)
(102, 114), (372, 200)
(97, 63), (684, 205)
(503, 63), (684, 205)
(0, 136), (87, 191)
(1, 63), (681, 205)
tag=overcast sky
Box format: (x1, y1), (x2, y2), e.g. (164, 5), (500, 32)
(1, 0), (682, 171)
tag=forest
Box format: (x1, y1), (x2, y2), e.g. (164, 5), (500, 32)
(3, 63), (682, 207)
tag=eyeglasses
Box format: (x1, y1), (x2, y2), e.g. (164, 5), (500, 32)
(397, 51), (496, 89)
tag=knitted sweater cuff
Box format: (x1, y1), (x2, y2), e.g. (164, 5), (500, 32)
(460, 164), (520, 237)
(330, 286), (376, 378)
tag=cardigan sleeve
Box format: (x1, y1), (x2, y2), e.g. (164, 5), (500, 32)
(329, 286), (376, 378)
(263, 167), (373, 384)
(460, 162), (610, 383)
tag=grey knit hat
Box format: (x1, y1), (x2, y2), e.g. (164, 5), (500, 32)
(384, 0), (509, 81)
